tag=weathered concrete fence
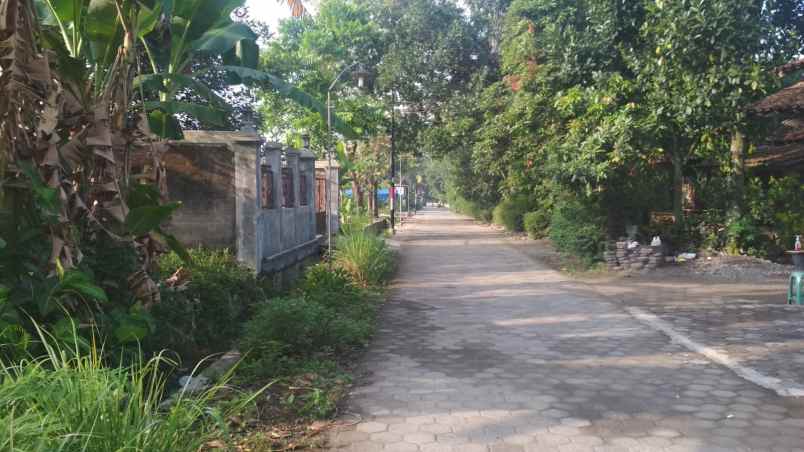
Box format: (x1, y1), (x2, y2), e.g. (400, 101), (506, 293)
(153, 130), (338, 274)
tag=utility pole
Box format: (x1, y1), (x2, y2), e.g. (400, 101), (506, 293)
(389, 90), (396, 233)
(327, 62), (364, 266)
(399, 153), (404, 217)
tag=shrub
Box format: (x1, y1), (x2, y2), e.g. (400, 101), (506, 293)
(0, 177), (191, 360)
(549, 198), (605, 261)
(0, 331), (245, 452)
(300, 264), (363, 310)
(333, 231), (393, 288)
(299, 265), (376, 343)
(523, 210), (551, 239)
(0, 225), (147, 359)
(746, 176), (804, 258)
(492, 195), (531, 232)
(449, 195), (493, 222)
(476, 207), (493, 223)
(241, 297), (328, 354)
(148, 248), (266, 361)
(239, 295), (375, 379)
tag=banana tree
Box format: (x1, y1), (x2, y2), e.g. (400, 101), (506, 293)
(136, 0), (356, 138)
(1, 0), (188, 340)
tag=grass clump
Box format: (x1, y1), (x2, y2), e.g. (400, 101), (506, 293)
(239, 265), (378, 380)
(0, 328), (252, 452)
(332, 231), (394, 288)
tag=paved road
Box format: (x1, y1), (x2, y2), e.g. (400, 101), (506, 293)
(327, 208), (804, 452)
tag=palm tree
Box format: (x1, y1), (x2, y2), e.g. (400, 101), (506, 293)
(279, 0), (309, 17)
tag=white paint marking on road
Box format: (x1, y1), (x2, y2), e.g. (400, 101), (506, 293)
(626, 306), (804, 398)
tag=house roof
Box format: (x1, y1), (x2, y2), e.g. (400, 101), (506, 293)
(776, 58), (804, 77)
(750, 58), (804, 114)
(766, 118), (804, 144)
(746, 142), (804, 169)
(752, 80), (804, 115)
(747, 58), (804, 168)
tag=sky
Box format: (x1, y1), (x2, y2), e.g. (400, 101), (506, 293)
(245, 0), (293, 31)
(245, 0), (468, 34)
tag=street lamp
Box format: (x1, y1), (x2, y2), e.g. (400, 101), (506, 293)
(389, 89), (398, 234)
(327, 63), (367, 265)
(397, 154), (417, 218)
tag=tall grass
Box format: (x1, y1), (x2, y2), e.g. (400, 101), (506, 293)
(0, 327), (253, 452)
(333, 231), (393, 288)
(340, 213), (373, 235)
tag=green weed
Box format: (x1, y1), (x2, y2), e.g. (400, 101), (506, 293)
(333, 231), (394, 288)
(0, 325), (258, 452)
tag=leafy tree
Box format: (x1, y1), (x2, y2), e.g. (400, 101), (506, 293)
(463, 0), (513, 58)
(423, 0), (804, 250)
(258, 0), (388, 212)
(366, 0), (483, 154)
(133, 0), (350, 138)
(631, 0), (798, 220)
(259, 0), (385, 149)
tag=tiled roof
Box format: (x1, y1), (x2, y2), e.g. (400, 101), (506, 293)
(752, 81), (804, 114)
(776, 58), (804, 77)
(746, 142), (804, 169)
(766, 118), (804, 144)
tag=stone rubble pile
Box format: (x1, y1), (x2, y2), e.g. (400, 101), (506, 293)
(604, 241), (664, 272)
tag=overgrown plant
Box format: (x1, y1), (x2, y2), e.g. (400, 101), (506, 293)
(549, 197), (606, 263)
(148, 248), (266, 361)
(333, 230), (393, 287)
(237, 263), (381, 419)
(492, 195), (532, 232)
(523, 210), (550, 239)
(0, 324), (258, 452)
(0, 0), (201, 355)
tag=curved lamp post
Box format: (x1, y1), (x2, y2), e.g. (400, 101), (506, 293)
(327, 63), (367, 265)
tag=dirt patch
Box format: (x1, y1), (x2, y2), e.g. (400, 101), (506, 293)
(496, 222), (792, 286)
(489, 223), (790, 307)
(661, 253), (792, 282)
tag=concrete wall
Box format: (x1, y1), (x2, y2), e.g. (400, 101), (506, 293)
(169, 131), (322, 274)
(259, 146), (319, 274)
(162, 141), (236, 249)
(315, 160), (341, 236)
(183, 131), (263, 269)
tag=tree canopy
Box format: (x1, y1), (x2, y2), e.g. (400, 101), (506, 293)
(257, 0), (804, 256)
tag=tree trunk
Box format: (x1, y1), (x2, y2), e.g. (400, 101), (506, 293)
(347, 142), (363, 210)
(730, 129), (747, 214)
(351, 178), (363, 210)
(372, 182), (379, 218)
(671, 145), (684, 224)
(367, 181), (375, 218)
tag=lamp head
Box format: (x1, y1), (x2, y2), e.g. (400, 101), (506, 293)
(354, 64), (370, 90)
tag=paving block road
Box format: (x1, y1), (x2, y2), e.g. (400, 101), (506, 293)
(326, 208), (804, 452)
